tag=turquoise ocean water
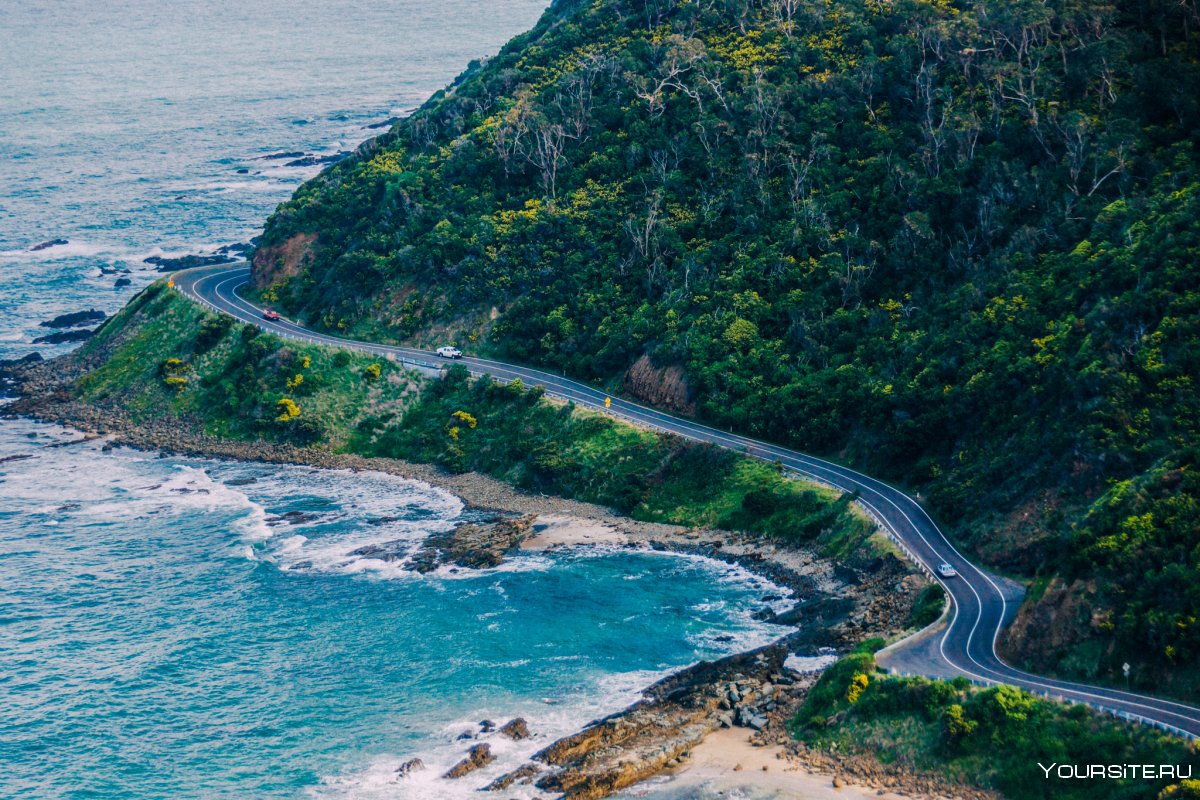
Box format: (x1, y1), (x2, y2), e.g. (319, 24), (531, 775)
(0, 419), (791, 799)
(0, 3), (797, 797)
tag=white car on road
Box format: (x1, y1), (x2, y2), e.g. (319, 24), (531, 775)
(436, 346), (462, 359)
(937, 562), (958, 578)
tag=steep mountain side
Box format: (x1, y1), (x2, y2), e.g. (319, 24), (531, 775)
(251, 0), (1200, 693)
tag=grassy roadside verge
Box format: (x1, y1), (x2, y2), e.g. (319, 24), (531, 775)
(792, 645), (1200, 800)
(66, 283), (877, 556)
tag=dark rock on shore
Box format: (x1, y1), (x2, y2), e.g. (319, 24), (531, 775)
(256, 150), (307, 161)
(216, 241), (255, 258)
(40, 309), (106, 329)
(144, 254), (236, 272)
(284, 151), (350, 167)
(395, 758), (425, 778)
(30, 238), (68, 251)
(365, 116), (402, 129)
(32, 328), (94, 345)
(267, 509), (320, 526)
(405, 515), (535, 573)
(762, 595), (856, 628)
(348, 539), (409, 563)
(225, 477), (258, 487)
(444, 744), (495, 779)
(0, 353), (43, 397)
(6, 352), (44, 365)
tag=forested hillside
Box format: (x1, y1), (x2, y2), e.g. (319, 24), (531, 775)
(251, 0), (1200, 695)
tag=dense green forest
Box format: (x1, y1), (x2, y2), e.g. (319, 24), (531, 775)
(251, 0), (1200, 693)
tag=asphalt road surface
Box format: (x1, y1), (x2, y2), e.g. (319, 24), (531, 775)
(175, 264), (1200, 739)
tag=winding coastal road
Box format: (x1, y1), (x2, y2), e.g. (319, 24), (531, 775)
(176, 264), (1200, 739)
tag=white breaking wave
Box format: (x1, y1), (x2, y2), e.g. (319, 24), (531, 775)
(308, 667), (667, 800)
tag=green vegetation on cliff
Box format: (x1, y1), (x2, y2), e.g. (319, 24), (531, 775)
(794, 648), (1200, 800)
(74, 283), (418, 446)
(251, 0), (1200, 694)
(352, 362), (875, 553)
(71, 284), (874, 555)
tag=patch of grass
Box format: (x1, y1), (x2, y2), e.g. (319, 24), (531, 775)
(74, 284), (422, 446)
(908, 584), (947, 630)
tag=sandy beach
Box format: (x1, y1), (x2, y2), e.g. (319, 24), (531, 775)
(616, 727), (912, 800)
(521, 513), (628, 550)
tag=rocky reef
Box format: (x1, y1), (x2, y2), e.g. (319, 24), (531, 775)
(346, 514), (535, 572)
(485, 645), (805, 799)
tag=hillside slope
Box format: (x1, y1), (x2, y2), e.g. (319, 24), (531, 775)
(251, 0), (1200, 695)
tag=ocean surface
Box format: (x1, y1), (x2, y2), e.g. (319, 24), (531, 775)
(0, 0), (549, 359)
(0, 3), (799, 798)
(0, 419), (792, 799)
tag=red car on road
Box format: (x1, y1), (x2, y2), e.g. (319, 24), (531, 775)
(262, 309), (281, 321)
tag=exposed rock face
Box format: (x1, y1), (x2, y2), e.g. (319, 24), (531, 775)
(499, 717), (530, 740)
(621, 354), (696, 415)
(444, 744), (495, 779)
(405, 515), (535, 572)
(485, 645), (797, 799)
(999, 575), (1097, 674)
(40, 309), (105, 329)
(251, 232), (317, 289)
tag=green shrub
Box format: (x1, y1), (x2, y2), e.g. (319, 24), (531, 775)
(794, 653), (1200, 800)
(908, 584), (946, 630)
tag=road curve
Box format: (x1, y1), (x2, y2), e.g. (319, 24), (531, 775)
(174, 264), (1200, 739)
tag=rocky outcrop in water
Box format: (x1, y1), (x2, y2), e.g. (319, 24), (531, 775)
(30, 238), (68, 251)
(256, 150), (307, 161)
(365, 116), (402, 130)
(405, 515), (535, 572)
(144, 254), (236, 272)
(32, 329), (95, 345)
(500, 717), (530, 740)
(40, 309), (106, 329)
(284, 151), (350, 167)
(394, 758), (425, 778)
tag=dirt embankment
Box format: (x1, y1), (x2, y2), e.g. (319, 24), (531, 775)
(621, 354), (696, 415)
(250, 231), (316, 290)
